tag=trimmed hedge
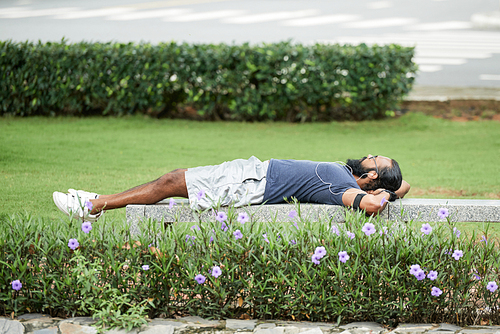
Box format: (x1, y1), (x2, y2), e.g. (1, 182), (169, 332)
(0, 40), (417, 121)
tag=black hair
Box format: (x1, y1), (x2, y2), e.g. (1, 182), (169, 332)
(346, 157), (403, 192)
(376, 159), (403, 192)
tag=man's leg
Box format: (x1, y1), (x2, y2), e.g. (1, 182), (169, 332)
(89, 168), (188, 214)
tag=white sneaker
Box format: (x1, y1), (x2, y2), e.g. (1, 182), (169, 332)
(53, 191), (101, 222)
(68, 189), (100, 200)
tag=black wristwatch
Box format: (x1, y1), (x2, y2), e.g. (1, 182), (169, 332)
(383, 189), (398, 202)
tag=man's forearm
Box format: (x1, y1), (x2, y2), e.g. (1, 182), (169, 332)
(395, 180), (411, 198)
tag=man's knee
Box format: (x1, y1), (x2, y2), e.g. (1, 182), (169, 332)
(157, 170), (188, 196)
(169, 168), (187, 173)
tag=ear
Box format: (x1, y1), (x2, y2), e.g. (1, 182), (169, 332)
(367, 171), (378, 180)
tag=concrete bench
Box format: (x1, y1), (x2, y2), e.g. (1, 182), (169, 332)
(126, 198), (500, 235)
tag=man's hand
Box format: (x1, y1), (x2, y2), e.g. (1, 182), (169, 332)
(342, 188), (391, 216)
(367, 180), (411, 199)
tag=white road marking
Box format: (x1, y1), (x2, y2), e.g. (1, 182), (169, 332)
(479, 74), (500, 81)
(343, 17), (418, 29)
(106, 8), (190, 20)
(418, 65), (443, 72)
(406, 21), (472, 31)
(163, 10), (245, 22)
(0, 7), (79, 18)
(413, 57), (467, 65)
(54, 7), (134, 19)
(281, 14), (360, 27)
(415, 50), (492, 59)
(112, 0), (233, 10)
(367, 1), (393, 9)
(222, 9), (318, 24)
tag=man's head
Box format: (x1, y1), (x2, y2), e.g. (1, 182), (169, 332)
(346, 155), (402, 192)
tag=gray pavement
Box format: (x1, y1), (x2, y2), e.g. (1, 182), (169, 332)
(2, 314), (500, 334)
(407, 85), (500, 101)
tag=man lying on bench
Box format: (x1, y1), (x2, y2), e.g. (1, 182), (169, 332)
(53, 154), (411, 222)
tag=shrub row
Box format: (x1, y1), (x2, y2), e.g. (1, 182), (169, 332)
(0, 40), (417, 121)
(1, 206), (499, 329)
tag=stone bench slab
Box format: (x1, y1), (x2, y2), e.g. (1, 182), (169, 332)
(126, 199), (500, 234)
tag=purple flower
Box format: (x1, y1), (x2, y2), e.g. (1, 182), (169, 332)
(380, 197), (388, 206)
(415, 269), (426, 281)
(209, 236), (214, 243)
(453, 227), (461, 238)
(234, 229), (243, 240)
(346, 231), (355, 239)
(438, 208), (449, 219)
(212, 266), (222, 278)
(315, 246), (327, 259)
(85, 200), (93, 211)
(331, 225), (340, 236)
(221, 222), (228, 232)
(362, 223), (376, 236)
(195, 274), (206, 284)
(293, 222), (299, 230)
(68, 238), (79, 250)
(487, 281), (498, 292)
(481, 235), (488, 244)
(421, 223), (432, 235)
(289, 239), (296, 245)
(452, 250), (463, 261)
(410, 264), (421, 276)
(474, 274), (481, 280)
(82, 222), (92, 233)
(288, 210), (297, 219)
(142, 265), (149, 271)
(81, 221), (92, 234)
(196, 189), (205, 201)
(11, 280), (22, 291)
(431, 286), (443, 296)
(191, 225), (201, 231)
(237, 212), (249, 224)
(186, 234), (196, 242)
(216, 211), (227, 223)
(427, 270), (438, 281)
(311, 253), (321, 265)
(169, 198), (177, 209)
(263, 233), (269, 243)
(338, 251), (349, 263)
(379, 226), (388, 236)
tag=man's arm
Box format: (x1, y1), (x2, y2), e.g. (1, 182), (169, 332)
(342, 188), (390, 216)
(395, 180), (411, 198)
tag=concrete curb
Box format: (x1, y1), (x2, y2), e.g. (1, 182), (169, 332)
(2, 314), (500, 334)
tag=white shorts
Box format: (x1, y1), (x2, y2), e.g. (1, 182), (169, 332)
(185, 156), (269, 210)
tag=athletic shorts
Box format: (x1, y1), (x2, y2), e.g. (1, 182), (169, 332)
(185, 156), (269, 210)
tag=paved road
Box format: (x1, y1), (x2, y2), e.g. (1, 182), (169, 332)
(1, 0), (500, 87)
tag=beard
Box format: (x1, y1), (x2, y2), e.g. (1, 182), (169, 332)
(346, 157), (382, 191)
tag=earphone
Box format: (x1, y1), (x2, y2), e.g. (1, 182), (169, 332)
(315, 162), (349, 196)
(315, 162), (374, 196)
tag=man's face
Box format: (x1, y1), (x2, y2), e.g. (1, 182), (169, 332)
(346, 155), (392, 191)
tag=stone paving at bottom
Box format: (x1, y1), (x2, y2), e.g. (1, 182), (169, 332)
(1, 314), (500, 334)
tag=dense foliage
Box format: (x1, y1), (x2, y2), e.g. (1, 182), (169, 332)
(1, 205), (499, 329)
(0, 40), (416, 121)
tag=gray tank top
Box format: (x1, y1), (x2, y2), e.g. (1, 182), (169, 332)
(263, 159), (360, 206)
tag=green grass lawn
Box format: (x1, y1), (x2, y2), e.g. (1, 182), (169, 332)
(1, 113), (499, 226)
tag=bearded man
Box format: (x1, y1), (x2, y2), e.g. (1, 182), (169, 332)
(53, 155), (410, 221)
